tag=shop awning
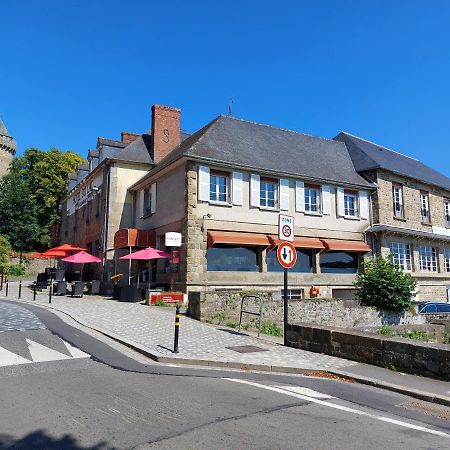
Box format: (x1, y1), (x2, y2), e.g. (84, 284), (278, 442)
(268, 235), (325, 250)
(114, 228), (156, 249)
(207, 231), (270, 247)
(321, 239), (371, 252)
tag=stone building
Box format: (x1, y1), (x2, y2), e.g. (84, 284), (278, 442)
(129, 107), (374, 300)
(0, 118), (16, 178)
(335, 132), (450, 301)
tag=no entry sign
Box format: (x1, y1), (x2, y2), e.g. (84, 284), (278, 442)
(277, 241), (297, 269)
(279, 214), (294, 242)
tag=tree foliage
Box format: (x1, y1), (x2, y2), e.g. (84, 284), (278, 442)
(354, 256), (417, 312)
(0, 148), (85, 251)
(0, 235), (11, 274)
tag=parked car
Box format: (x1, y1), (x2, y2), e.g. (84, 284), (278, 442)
(418, 302), (450, 314)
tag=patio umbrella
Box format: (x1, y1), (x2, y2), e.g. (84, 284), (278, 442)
(62, 251), (102, 281)
(48, 244), (86, 253)
(119, 247), (171, 289)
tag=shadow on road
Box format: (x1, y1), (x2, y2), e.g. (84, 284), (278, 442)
(0, 430), (110, 450)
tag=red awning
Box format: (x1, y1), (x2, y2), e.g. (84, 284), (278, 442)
(114, 228), (156, 249)
(207, 231), (270, 247)
(321, 239), (371, 252)
(268, 235), (325, 250)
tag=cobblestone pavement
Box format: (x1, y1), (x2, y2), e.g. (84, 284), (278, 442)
(0, 300), (46, 332)
(1, 283), (357, 372)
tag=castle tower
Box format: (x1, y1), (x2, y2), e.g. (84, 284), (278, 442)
(0, 118), (16, 178)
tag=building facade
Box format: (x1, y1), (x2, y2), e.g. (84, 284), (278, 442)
(130, 109), (374, 300)
(336, 132), (450, 301)
(0, 118), (16, 178)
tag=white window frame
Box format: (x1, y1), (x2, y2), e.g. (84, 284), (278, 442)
(419, 245), (437, 272)
(344, 190), (358, 217)
(420, 192), (430, 223)
(260, 178), (278, 209)
(392, 183), (404, 218)
(444, 199), (450, 226)
(209, 170), (230, 203)
(444, 248), (450, 272)
(390, 242), (412, 272)
(304, 184), (321, 213)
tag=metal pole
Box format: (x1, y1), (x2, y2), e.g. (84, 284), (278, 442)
(18, 280), (22, 299)
(48, 283), (52, 304)
(128, 246), (131, 286)
(33, 283), (37, 301)
(0, 272), (3, 291)
(174, 305), (180, 353)
(283, 267), (288, 346)
(5, 280), (9, 297)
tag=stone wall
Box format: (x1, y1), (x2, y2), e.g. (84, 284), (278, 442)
(286, 323), (450, 381)
(189, 290), (425, 328)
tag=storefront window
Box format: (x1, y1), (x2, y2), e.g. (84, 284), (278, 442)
(207, 245), (259, 271)
(266, 249), (313, 272)
(320, 251), (358, 273)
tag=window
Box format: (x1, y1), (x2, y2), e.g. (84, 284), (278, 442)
(305, 184), (321, 213)
(420, 191), (431, 224)
(260, 177), (277, 208)
(445, 199), (450, 227)
(95, 194), (101, 217)
(444, 249), (450, 272)
(390, 242), (412, 271)
(344, 190), (358, 217)
(143, 188), (151, 216)
(392, 183), (404, 219)
(85, 201), (91, 223)
(267, 249), (313, 273)
(210, 170), (229, 202)
(281, 289), (304, 301)
(419, 246), (437, 272)
(320, 251), (359, 273)
(207, 245), (259, 271)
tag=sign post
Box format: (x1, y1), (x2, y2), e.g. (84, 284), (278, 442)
(277, 238), (297, 346)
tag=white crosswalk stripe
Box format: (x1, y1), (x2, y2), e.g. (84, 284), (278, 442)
(0, 338), (90, 368)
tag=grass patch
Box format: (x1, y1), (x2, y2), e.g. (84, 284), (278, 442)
(261, 322), (283, 337)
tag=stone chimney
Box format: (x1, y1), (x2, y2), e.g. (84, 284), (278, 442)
(151, 104), (181, 163)
(121, 132), (140, 145)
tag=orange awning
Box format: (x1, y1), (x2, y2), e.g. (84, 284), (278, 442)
(207, 231), (270, 247)
(114, 228), (156, 249)
(321, 239), (371, 252)
(268, 235), (325, 250)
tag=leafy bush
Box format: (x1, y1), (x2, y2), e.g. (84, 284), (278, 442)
(226, 321), (238, 329)
(0, 236), (10, 274)
(6, 264), (26, 277)
(354, 256), (416, 312)
(261, 322), (283, 336)
(378, 324), (394, 336)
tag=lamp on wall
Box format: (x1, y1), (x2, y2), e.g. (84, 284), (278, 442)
(201, 213), (212, 232)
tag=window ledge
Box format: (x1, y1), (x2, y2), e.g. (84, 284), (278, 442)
(342, 215), (360, 221)
(304, 210), (322, 217)
(209, 200), (232, 207)
(393, 216), (407, 222)
(259, 206), (279, 212)
(141, 213), (154, 219)
(421, 222), (432, 227)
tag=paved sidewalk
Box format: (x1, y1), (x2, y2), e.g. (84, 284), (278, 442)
(1, 283), (449, 406)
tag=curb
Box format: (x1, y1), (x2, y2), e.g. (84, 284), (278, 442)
(4, 297), (450, 408)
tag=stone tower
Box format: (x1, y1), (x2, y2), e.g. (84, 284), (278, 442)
(0, 118), (16, 178)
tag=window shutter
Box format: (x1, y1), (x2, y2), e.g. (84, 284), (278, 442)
(150, 183), (157, 214)
(232, 172), (243, 206)
(280, 178), (289, 210)
(295, 181), (305, 212)
(336, 187), (345, 216)
(359, 190), (369, 219)
(198, 166), (210, 202)
(322, 185), (331, 215)
(250, 174), (260, 207)
(138, 190), (145, 219)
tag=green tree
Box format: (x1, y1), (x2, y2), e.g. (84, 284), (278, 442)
(1, 148), (85, 250)
(0, 235), (11, 274)
(354, 256), (417, 312)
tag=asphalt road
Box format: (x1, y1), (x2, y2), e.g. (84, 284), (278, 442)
(0, 300), (449, 450)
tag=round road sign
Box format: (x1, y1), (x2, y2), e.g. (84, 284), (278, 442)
(277, 241), (297, 269)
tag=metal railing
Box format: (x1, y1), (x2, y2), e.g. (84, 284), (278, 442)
(239, 295), (263, 336)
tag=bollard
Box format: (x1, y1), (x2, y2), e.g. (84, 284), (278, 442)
(33, 283), (37, 301)
(48, 283), (52, 304)
(5, 280), (9, 297)
(0, 272), (3, 291)
(173, 305), (180, 353)
(18, 280), (22, 299)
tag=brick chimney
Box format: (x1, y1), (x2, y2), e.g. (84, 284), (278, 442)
(121, 132), (140, 145)
(151, 104), (181, 162)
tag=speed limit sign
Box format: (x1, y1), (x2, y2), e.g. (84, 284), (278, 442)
(279, 214), (294, 242)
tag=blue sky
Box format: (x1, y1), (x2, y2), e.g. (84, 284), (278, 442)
(2, 1), (450, 176)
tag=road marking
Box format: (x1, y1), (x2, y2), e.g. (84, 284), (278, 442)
(0, 346), (31, 366)
(224, 378), (450, 439)
(26, 339), (72, 362)
(273, 386), (334, 399)
(63, 340), (90, 358)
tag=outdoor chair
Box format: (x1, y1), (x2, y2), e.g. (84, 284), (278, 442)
(71, 281), (84, 298)
(55, 270), (65, 281)
(90, 280), (101, 295)
(55, 281), (67, 296)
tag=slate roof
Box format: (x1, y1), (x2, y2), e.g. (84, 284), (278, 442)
(113, 133), (154, 164)
(97, 137), (126, 148)
(334, 132), (450, 192)
(133, 115), (373, 189)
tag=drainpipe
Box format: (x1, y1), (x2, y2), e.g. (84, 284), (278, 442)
(102, 163), (111, 282)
